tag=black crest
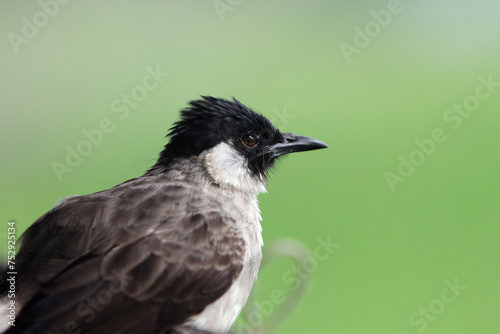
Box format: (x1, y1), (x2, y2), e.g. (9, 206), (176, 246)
(151, 96), (283, 177)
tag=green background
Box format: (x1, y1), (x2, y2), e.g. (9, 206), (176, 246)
(1, 1), (499, 333)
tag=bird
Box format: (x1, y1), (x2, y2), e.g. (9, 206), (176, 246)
(0, 96), (327, 334)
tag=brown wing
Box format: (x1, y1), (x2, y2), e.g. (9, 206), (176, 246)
(3, 176), (245, 334)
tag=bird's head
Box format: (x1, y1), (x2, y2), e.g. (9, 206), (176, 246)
(151, 96), (328, 194)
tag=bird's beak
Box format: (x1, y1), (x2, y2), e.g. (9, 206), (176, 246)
(270, 133), (328, 158)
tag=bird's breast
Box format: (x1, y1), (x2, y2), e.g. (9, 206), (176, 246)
(186, 254), (261, 333)
(186, 194), (263, 333)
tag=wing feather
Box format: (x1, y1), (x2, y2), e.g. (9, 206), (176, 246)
(4, 177), (245, 334)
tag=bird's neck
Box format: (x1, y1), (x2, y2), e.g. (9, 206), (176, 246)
(149, 145), (267, 196)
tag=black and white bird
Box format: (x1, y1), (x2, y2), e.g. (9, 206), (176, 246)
(0, 96), (327, 334)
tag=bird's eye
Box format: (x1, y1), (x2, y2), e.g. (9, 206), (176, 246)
(242, 134), (258, 148)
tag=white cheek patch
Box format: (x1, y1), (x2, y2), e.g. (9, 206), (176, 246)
(204, 142), (266, 194)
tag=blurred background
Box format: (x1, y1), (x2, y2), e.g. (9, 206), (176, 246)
(1, 1), (500, 333)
